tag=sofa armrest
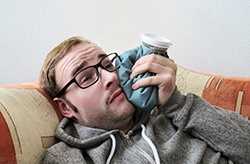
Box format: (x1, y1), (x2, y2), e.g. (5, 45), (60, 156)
(0, 82), (62, 163)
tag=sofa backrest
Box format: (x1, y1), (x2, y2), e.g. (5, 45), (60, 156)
(176, 65), (250, 120)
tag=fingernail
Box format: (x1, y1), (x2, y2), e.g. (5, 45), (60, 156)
(132, 84), (136, 89)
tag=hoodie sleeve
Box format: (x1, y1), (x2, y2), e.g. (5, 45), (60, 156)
(158, 89), (250, 164)
(42, 151), (61, 164)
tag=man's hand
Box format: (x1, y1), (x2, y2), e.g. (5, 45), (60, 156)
(130, 54), (177, 106)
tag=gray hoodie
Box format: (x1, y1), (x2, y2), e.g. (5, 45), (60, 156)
(43, 89), (250, 164)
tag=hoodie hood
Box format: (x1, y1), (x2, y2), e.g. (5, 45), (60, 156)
(54, 109), (149, 149)
(55, 117), (118, 149)
(53, 110), (158, 164)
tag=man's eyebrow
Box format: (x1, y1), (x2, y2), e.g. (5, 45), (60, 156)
(98, 53), (108, 58)
(72, 61), (86, 77)
(71, 54), (107, 77)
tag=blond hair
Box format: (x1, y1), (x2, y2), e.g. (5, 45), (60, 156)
(39, 36), (91, 98)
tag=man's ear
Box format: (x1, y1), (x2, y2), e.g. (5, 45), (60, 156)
(53, 98), (74, 118)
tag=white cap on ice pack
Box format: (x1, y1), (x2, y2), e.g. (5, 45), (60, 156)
(141, 33), (172, 49)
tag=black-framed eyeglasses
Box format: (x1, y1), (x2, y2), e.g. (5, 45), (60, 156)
(55, 52), (121, 98)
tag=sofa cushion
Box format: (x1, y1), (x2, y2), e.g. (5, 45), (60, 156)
(0, 82), (62, 163)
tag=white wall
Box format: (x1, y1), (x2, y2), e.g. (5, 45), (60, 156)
(1, 0), (250, 84)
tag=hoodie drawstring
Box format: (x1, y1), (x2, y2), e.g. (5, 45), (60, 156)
(141, 124), (160, 164)
(106, 126), (160, 164)
(106, 134), (116, 164)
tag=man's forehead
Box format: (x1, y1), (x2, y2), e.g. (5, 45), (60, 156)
(56, 43), (105, 86)
(64, 43), (105, 63)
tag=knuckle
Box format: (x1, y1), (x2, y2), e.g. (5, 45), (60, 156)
(148, 77), (154, 84)
(169, 58), (175, 63)
(151, 54), (159, 62)
(163, 74), (175, 84)
(147, 62), (154, 69)
(147, 54), (157, 61)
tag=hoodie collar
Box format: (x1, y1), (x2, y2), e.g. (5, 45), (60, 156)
(55, 109), (151, 148)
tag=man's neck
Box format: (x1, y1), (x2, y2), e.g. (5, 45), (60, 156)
(122, 119), (134, 134)
(122, 109), (143, 134)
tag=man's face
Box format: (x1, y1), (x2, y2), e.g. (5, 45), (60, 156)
(54, 43), (136, 131)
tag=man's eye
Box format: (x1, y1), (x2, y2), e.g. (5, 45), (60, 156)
(77, 69), (96, 85)
(103, 61), (115, 69)
(105, 63), (113, 68)
(79, 74), (95, 85)
(82, 76), (91, 83)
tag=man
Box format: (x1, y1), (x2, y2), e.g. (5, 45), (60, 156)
(40, 36), (250, 164)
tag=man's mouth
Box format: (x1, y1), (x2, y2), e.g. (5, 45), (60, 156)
(109, 88), (125, 104)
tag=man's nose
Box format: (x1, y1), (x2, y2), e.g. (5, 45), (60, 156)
(99, 68), (118, 89)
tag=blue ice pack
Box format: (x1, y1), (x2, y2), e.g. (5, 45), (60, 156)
(115, 44), (169, 112)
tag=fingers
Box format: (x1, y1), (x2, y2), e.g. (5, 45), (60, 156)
(130, 54), (177, 105)
(132, 53), (175, 69)
(131, 63), (176, 92)
(130, 54), (176, 80)
(131, 73), (175, 90)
